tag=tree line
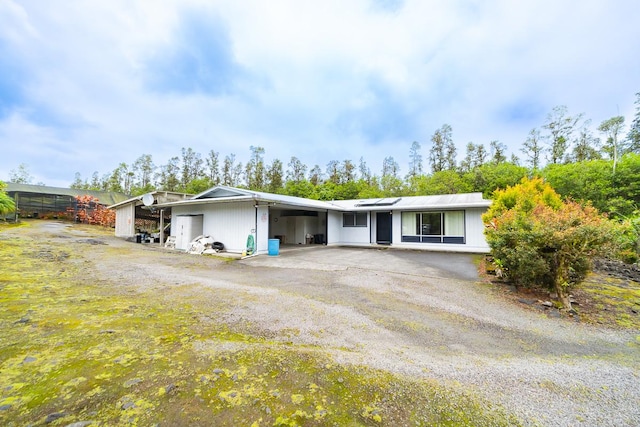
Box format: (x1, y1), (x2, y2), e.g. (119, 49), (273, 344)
(9, 93), (640, 217)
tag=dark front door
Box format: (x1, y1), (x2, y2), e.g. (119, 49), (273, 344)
(376, 212), (392, 244)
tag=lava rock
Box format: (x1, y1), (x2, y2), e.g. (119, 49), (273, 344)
(45, 412), (66, 423)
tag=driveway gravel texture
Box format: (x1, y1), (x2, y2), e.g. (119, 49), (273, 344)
(15, 222), (640, 425)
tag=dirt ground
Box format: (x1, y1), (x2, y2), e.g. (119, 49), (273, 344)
(4, 221), (640, 426)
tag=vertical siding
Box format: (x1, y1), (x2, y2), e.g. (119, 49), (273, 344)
(170, 202), (255, 253)
(256, 206), (269, 253)
(115, 203), (135, 237)
(464, 207), (488, 249)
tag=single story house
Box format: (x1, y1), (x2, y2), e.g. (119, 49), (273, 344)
(134, 186), (491, 254)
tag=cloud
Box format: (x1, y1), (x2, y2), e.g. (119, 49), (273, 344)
(144, 11), (247, 96)
(0, 0), (639, 187)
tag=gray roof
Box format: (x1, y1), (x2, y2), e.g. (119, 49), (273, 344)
(330, 192), (492, 211)
(159, 186), (337, 210)
(108, 191), (192, 209)
(6, 182), (129, 206)
(156, 186), (491, 212)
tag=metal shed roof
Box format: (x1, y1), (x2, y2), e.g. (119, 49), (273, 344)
(327, 193), (491, 211)
(6, 183), (129, 206)
(154, 186), (491, 212)
(159, 186), (339, 211)
(107, 191), (192, 209)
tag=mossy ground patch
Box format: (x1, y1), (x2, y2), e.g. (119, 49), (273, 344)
(0, 222), (521, 426)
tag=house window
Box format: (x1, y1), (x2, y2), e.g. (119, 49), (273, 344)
(401, 211), (465, 243)
(343, 212), (367, 227)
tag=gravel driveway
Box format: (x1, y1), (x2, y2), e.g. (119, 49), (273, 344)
(22, 222), (640, 425)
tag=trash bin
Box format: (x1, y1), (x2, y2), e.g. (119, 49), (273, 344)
(268, 238), (280, 256)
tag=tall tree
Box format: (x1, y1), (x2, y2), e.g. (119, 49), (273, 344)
(9, 163), (33, 184)
(90, 172), (104, 191)
(570, 123), (601, 163)
(326, 160), (340, 184)
(286, 157), (307, 183)
(245, 146), (266, 190)
(460, 142), (487, 172)
(521, 129), (544, 170)
(627, 92), (640, 153)
(157, 157), (180, 191)
(358, 156), (371, 183)
(341, 160), (356, 183)
(598, 116), (625, 173)
(429, 124), (455, 172)
(489, 140), (507, 165)
(308, 165), (323, 186)
(222, 154), (239, 186)
(542, 105), (583, 164)
(132, 154), (156, 193)
(205, 150), (220, 186)
(381, 156), (399, 178)
(70, 172), (86, 190)
(180, 147), (204, 187)
(266, 159), (284, 193)
(381, 156), (402, 195)
(106, 162), (132, 193)
(407, 141), (423, 178)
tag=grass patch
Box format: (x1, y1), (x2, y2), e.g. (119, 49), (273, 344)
(574, 273), (640, 329)
(0, 225), (522, 426)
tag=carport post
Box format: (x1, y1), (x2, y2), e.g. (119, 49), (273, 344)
(159, 209), (164, 245)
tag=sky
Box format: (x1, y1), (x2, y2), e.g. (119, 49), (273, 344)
(1, 0), (639, 188)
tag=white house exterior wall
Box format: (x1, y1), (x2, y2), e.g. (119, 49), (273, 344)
(463, 208), (488, 250)
(114, 203), (136, 237)
(256, 206), (269, 253)
(171, 202), (256, 253)
(326, 211), (342, 245)
(328, 211), (371, 246)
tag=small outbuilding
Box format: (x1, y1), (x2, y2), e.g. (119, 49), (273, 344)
(108, 191), (191, 240)
(138, 186), (492, 254)
(5, 183), (128, 221)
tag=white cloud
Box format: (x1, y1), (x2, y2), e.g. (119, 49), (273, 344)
(1, 0), (639, 186)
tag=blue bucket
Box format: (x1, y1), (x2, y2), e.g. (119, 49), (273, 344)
(268, 239), (280, 256)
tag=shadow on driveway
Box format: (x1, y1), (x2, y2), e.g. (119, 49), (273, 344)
(244, 246), (482, 281)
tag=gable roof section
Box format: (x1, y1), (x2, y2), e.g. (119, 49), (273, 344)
(155, 185), (491, 212)
(159, 185), (338, 210)
(107, 191), (192, 209)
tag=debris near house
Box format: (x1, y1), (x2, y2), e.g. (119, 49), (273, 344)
(187, 235), (224, 255)
(164, 236), (176, 249)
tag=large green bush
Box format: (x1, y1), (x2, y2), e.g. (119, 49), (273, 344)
(483, 178), (617, 309)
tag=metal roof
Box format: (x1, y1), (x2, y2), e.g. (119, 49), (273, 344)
(160, 185), (339, 211)
(6, 182), (129, 206)
(155, 186), (491, 212)
(107, 191), (192, 209)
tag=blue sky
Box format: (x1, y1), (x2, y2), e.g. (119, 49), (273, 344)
(1, 0), (639, 187)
